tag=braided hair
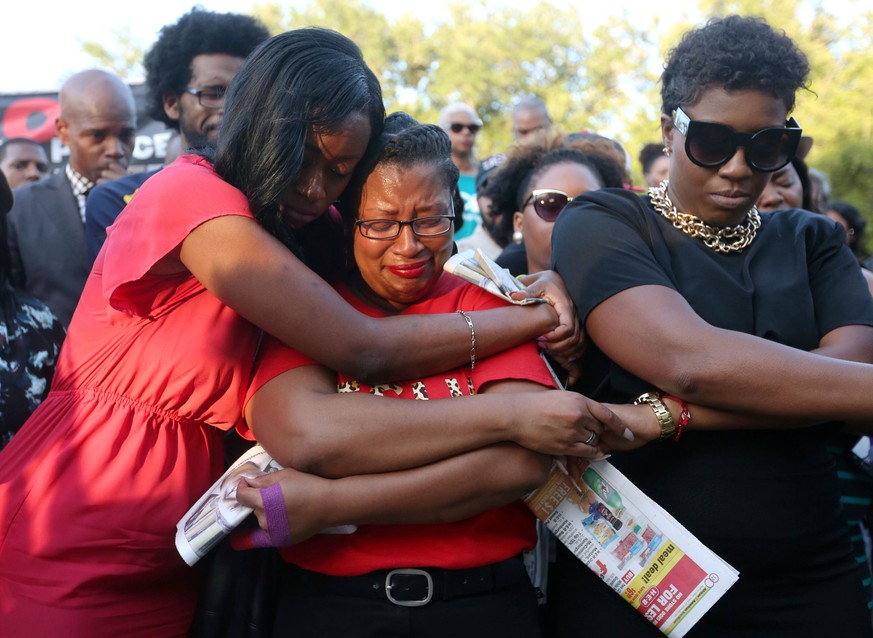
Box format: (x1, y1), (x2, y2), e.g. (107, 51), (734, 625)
(338, 112), (463, 228)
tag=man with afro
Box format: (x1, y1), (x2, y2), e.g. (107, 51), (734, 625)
(84, 8), (269, 262)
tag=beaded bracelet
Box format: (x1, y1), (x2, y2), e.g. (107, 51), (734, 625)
(457, 310), (476, 371)
(662, 395), (690, 441)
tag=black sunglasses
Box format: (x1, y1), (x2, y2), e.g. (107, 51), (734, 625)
(449, 123), (481, 134)
(672, 107), (802, 172)
(524, 189), (574, 222)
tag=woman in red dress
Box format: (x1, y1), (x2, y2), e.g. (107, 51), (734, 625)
(0, 30), (586, 638)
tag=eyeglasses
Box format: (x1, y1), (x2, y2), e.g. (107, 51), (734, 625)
(356, 215), (455, 239)
(356, 213), (455, 240)
(449, 123), (481, 134)
(524, 189), (575, 222)
(183, 87), (227, 109)
(672, 107), (802, 172)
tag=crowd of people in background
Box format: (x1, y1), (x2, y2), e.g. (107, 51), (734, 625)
(1, 7), (872, 638)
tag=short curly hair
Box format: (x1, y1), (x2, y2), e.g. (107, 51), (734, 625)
(661, 15), (810, 115)
(484, 135), (621, 246)
(143, 8), (270, 129)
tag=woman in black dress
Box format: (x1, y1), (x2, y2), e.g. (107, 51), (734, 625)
(549, 15), (873, 637)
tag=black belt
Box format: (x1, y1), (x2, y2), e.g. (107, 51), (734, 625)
(284, 557), (528, 607)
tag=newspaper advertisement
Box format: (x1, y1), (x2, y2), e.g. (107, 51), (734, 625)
(443, 248), (546, 305)
(175, 444), (283, 566)
(525, 458), (738, 637)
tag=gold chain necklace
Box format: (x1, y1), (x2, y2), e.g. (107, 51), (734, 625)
(648, 181), (761, 254)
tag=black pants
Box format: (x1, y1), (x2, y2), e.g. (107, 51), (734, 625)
(272, 560), (542, 638)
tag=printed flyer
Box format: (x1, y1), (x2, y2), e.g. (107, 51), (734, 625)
(526, 458), (738, 636)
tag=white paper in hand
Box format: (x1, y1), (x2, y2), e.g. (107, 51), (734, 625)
(443, 249), (545, 305)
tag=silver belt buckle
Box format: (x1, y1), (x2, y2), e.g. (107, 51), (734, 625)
(385, 568), (433, 607)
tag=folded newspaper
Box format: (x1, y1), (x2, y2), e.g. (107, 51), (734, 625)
(175, 444), (355, 566)
(526, 458), (738, 637)
(443, 248), (546, 304)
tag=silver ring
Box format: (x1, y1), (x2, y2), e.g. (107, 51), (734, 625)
(584, 430), (598, 446)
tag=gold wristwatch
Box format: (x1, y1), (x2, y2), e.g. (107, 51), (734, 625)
(634, 391), (676, 440)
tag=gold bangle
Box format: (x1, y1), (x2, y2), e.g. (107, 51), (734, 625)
(457, 310), (475, 371)
(634, 391), (676, 440)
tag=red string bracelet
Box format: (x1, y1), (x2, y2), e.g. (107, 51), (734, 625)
(662, 395), (690, 441)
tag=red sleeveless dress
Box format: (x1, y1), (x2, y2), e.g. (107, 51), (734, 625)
(0, 155), (260, 637)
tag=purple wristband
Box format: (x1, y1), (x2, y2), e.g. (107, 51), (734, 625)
(255, 482), (292, 547)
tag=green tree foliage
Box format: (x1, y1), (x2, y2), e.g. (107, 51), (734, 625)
(79, 26), (144, 79)
(805, 11), (873, 217)
(251, 0), (656, 161)
(82, 0), (872, 219)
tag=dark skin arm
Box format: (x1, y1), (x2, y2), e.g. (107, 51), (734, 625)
(240, 355), (621, 541)
(236, 442), (551, 545)
(247, 373), (621, 476)
(601, 323), (873, 447)
(238, 375), (564, 543)
(587, 285), (873, 428)
(162, 215), (579, 382)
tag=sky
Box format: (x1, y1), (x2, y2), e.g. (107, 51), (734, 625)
(2, 0), (862, 94)
(1, 0), (681, 93)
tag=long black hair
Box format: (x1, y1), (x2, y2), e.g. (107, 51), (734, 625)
(211, 28), (385, 257)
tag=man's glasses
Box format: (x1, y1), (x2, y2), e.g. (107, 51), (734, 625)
(184, 87), (227, 109)
(524, 189), (575, 222)
(672, 107), (802, 172)
(449, 123), (481, 134)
